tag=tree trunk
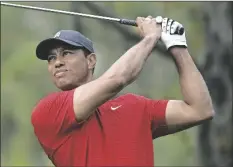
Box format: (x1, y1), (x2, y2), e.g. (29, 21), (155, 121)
(71, 2), (83, 33)
(198, 2), (232, 167)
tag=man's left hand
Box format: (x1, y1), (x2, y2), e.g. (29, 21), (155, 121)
(160, 17), (188, 50)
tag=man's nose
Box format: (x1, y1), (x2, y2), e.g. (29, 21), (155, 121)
(54, 56), (65, 68)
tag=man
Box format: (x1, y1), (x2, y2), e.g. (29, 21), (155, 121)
(31, 16), (214, 166)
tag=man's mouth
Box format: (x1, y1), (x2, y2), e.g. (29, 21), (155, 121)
(54, 69), (68, 77)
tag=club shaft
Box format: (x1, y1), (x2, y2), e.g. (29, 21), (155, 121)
(1, 2), (184, 33)
(1, 2), (120, 22)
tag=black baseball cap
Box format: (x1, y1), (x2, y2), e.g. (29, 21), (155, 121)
(36, 30), (95, 60)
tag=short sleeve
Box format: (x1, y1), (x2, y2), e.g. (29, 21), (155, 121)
(133, 94), (169, 138)
(31, 89), (78, 155)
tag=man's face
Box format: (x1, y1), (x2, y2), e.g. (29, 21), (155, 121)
(47, 43), (96, 91)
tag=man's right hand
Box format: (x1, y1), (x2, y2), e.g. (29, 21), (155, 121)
(136, 16), (162, 40)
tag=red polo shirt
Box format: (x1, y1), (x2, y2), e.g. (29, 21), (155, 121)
(31, 90), (169, 166)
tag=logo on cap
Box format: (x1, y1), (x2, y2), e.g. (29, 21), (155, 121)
(54, 31), (61, 38)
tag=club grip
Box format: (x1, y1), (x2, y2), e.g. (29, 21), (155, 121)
(119, 18), (184, 35)
(175, 26), (185, 35)
(119, 19), (137, 27)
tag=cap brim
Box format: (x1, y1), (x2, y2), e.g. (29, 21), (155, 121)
(36, 38), (83, 60)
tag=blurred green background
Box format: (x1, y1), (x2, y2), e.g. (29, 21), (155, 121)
(1, 1), (231, 166)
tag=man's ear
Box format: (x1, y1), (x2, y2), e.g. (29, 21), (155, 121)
(86, 53), (96, 70)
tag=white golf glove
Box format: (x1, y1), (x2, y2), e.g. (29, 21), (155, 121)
(160, 17), (188, 50)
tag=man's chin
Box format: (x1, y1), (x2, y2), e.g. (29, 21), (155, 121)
(55, 81), (76, 91)
(58, 85), (76, 91)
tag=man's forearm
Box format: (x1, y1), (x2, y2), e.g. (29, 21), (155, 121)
(171, 48), (214, 115)
(72, 17), (162, 122)
(73, 35), (159, 122)
(103, 34), (159, 85)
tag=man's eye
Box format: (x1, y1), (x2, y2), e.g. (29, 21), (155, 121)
(48, 55), (56, 62)
(63, 51), (72, 56)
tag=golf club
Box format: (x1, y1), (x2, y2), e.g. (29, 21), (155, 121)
(1, 2), (184, 35)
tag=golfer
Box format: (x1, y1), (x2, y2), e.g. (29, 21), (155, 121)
(31, 16), (214, 166)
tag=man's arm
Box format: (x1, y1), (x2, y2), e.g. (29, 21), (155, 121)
(151, 17), (215, 136)
(74, 16), (161, 122)
(164, 48), (214, 134)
